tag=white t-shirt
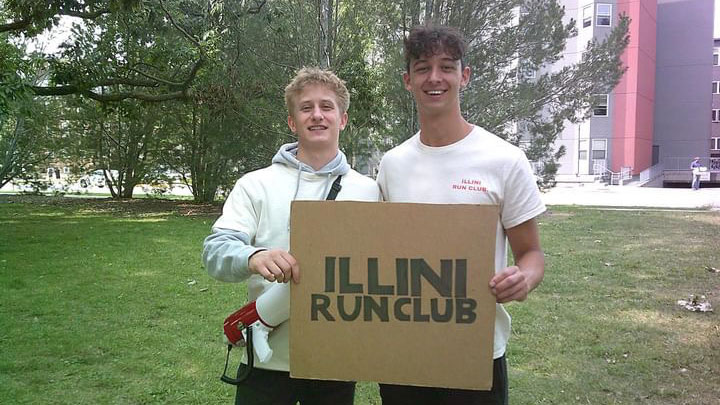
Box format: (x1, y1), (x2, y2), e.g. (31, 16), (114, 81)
(376, 125), (546, 359)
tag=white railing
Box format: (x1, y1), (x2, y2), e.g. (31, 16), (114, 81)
(711, 157), (720, 171)
(593, 163), (633, 185)
(639, 163), (664, 183)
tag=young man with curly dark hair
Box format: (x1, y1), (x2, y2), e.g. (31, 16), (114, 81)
(377, 25), (546, 405)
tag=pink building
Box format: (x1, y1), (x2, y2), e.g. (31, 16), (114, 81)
(555, 0), (718, 186)
(611, 0), (656, 175)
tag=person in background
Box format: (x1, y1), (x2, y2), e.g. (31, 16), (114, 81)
(690, 156), (702, 190)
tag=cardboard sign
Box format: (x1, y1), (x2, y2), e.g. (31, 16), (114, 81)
(289, 201), (498, 390)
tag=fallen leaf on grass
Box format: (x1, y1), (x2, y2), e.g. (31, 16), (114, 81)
(187, 279), (197, 286)
(199, 288), (208, 292)
(706, 266), (719, 273)
(677, 295), (713, 312)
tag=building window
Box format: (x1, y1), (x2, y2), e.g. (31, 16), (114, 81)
(714, 82), (720, 94)
(579, 139), (588, 161)
(592, 94), (609, 116)
(712, 137), (720, 150)
(713, 109), (720, 122)
(714, 49), (720, 66)
(582, 5), (592, 28)
(596, 4), (612, 27)
(591, 139), (607, 160)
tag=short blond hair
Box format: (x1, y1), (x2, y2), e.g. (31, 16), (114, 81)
(284, 67), (350, 114)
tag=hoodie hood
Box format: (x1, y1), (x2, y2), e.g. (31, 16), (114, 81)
(271, 142), (350, 200)
(272, 142), (350, 176)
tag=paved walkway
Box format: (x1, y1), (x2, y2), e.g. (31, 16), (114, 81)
(541, 184), (720, 210)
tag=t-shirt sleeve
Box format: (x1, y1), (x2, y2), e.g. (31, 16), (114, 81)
(501, 153), (546, 229)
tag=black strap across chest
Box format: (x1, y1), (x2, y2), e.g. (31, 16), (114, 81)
(325, 175), (342, 201)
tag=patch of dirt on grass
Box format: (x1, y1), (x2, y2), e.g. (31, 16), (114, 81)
(1, 194), (221, 217)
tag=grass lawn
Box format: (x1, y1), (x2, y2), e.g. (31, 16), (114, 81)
(1, 195), (718, 404)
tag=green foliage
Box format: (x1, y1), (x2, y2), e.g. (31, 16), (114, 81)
(0, 72), (64, 188)
(1, 0), (140, 35)
(0, 36), (31, 116)
(2, 0), (630, 195)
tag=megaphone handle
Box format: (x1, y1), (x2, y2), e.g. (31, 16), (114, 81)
(220, 325), (254, 385)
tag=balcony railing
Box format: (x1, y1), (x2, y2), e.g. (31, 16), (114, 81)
(664, 156), (720, 172)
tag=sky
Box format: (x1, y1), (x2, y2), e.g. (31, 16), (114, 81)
(24, 16), (79, 54)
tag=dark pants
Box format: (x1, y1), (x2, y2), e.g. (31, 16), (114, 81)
(234, 366), (355, 405)
(379, 355), (508, 405)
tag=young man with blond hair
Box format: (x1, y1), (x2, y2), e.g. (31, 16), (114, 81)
(203, 67), (379, 404)
(376, 25), (546, 404)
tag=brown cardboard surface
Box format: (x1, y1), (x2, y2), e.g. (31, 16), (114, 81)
(289, 201), (498, 390)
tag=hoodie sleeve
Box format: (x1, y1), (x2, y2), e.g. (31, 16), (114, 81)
(202, 178), (266, 282)
(203, 228), (265, 282)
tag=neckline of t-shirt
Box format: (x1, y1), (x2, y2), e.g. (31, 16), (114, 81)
(414, 126), (479, 154)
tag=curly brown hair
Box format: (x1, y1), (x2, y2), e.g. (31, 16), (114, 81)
(404, 25), (466, 71)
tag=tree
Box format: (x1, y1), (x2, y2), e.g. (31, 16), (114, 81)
(4, 0), (289, 201)
(61, 96), (164, 198)
(0, 38), (64, 189)
(1, 0), (269, 102)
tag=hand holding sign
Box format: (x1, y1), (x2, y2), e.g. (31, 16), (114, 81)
(490, 218), (544, 304)
(249, 249), (300, 283)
